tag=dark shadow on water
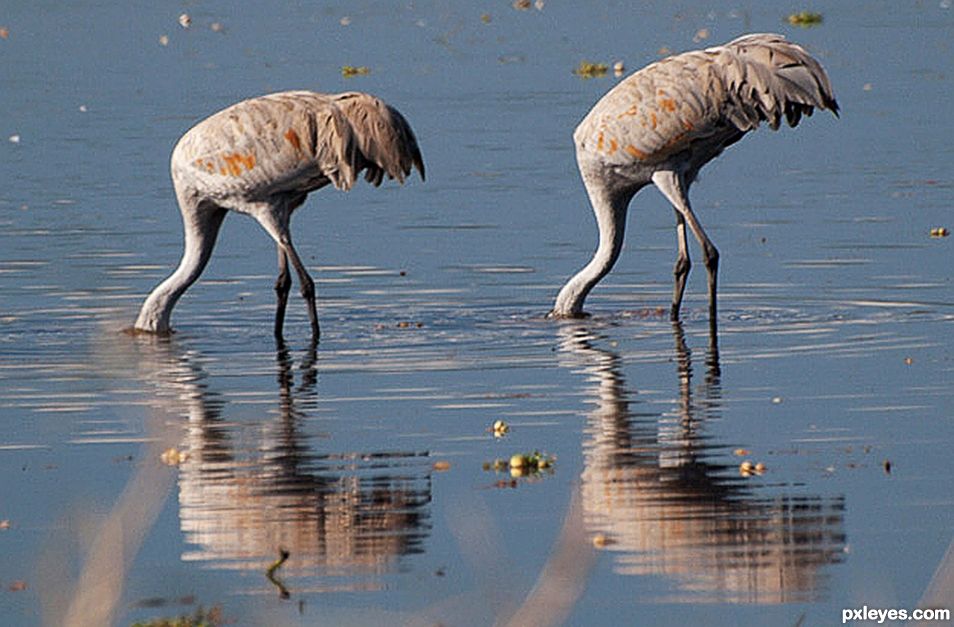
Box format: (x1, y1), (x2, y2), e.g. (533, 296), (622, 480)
(556, 321), (847, 604)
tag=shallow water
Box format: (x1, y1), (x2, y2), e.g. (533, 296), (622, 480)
(1, 2), (953, 626)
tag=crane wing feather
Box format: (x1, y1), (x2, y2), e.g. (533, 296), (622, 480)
(331, 93), (425, 186)
(171, 90), (423, 199)
(574, 33), (837, 170)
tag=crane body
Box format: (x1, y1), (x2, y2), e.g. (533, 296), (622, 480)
(551, 34), (838, 322)
(134, 91), (424, 340)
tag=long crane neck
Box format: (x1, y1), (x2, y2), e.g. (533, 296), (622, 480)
(552, 176), (636, 317)
(134, 206), (227, 333)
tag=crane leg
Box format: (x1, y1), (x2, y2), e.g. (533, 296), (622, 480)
(283, 240), (320, 340)
(251, 203), (320, 341)
(671, 212), (691, 321)
(274, 247), (292, 339)
(652, 170), (719, 323)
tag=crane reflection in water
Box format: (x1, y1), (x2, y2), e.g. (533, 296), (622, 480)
(137, 337), (432, 592)
(557, 323), (847, 604)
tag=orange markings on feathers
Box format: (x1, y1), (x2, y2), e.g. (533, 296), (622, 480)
(625, 144), (647, 159)
(284, 129), (302, 152)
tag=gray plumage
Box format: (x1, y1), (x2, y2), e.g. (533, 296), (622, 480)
(551, 33), (838, 323)
(134, 90), (424, 340)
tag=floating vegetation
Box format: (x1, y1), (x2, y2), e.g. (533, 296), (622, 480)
(930, 227), (949, 238)
(739, 460), (766, 477)
(512, 0), (545, 10)
(483, 450), (555, 480)
(160, 447), (187, 466)
(341, 65), (371, 78)
(265, 548), (290, 599)
(131, 606), (224, 627)
(491, 419), (509, 438)
(573, 60), (608, 79)
(787, 11), (823, 27)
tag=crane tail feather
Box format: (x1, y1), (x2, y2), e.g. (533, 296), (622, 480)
(723, 34), (838, 133)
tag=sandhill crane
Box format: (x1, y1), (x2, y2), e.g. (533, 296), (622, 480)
(134, 90), (424, 340)
(550, 34), (838, 324)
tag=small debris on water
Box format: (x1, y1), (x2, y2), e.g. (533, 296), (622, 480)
(341, 65), (371, 78)
(0, 26), (9, 40)
(883, 459), (892, 474)
(210, 22), (224, 33)
(733, 448), (751, 457)
(903, 357), (913, 365)
(771, 396), (783, 404)
(8, 581), (27, 592)
(159, 34), (170, 46)
(592, 533), (613, 548)
(573, 60), (608, 79)
(693, 28), (710, 43)
(432, 460), (451, 472)
(512, 0), (531, 9)
(483, 451), (555, 481)
(740, 460), (766, 477)
(132, 605), (224, 627)
(481, 13), (492, 23)
(787, 11), (823, 27)
(339, 16), (352, 26)
(266, 548), (291, 599)
(0, 519), (11, 530)
(491, 419), (509, 438)
(160, 447), (187, 466)
(395, 320), (423, 329)
(8, 134), (20, 144)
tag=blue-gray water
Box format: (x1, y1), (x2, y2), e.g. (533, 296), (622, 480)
(1, 2), (952, 626)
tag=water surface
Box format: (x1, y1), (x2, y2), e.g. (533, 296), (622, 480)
(1, 2), (952, 626)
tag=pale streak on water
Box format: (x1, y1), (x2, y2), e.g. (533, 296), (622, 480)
(1, 1), (953, 626)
